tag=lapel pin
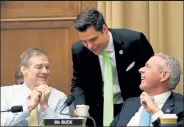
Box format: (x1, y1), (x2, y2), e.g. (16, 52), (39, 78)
(166, 109), (170, 113)
(119, 50), (123, 55)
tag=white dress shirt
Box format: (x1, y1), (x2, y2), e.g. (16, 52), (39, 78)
(127, 91), (171, 126)
(98, 31), (123, 104)
(1, 84), (70, 126)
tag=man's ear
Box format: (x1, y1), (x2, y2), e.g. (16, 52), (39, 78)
(160, 71), (170, 82)
(102, 24), (108, 33)
(20, 66), (26, 76)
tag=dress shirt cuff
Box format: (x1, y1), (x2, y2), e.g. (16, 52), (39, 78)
(22, 105), (31, 118)
(152, 110), (164, 122)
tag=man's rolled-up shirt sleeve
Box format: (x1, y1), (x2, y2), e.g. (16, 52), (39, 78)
(40, 93), (70, 125)
(1, 104), (30, 126)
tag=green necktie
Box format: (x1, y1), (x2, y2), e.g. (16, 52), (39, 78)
(102, 51), (114, 126)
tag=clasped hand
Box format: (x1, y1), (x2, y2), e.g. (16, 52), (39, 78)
(27, 84), (51, 112)
(140, 92), (160, 114)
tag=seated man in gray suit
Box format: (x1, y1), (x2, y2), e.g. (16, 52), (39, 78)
(110, 53), (184, 127)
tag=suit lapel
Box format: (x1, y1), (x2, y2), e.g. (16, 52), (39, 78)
(86, 29), (127, 85)
(114, 40), (126, 65)
(118, 92), (175, 126)
(87, 29), (127, 75)
(112, 30), (126, 65)
(161, 92), (175, 114)
(110, 29), (128, 82)
(86, 49), (103, 84)
(118, 98), (141, 126)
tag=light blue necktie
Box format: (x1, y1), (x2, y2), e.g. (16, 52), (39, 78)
(139, 97), (154, 126)
(139, 108), (151, 126)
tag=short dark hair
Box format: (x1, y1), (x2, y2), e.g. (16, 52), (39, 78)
(74, 8), (107, 32)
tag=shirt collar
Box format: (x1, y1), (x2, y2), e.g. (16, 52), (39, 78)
(104, 31), (114, 52)
(152, 91), (171, 105)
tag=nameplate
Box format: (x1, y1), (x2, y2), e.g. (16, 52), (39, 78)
(159, 124), (178, 127)
(44, 118), (84, 126)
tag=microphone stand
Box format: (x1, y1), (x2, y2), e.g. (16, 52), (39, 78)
(60, 105), (67, 114)
(60, 113), (96, 127)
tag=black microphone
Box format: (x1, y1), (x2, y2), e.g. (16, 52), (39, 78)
(58, 95), (96, 127)
(1, 106), (23, 113)
(60, 112), (96, 127)
(60, 95), (74, 114)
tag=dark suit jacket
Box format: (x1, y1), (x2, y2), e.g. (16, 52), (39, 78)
(71, 28), (154, 125)
(110, 92), (184, 127)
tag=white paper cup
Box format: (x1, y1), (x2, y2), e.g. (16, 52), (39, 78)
(160, 114), (178, 124)
(76, 105), (89, 117)
(76, 105), (89, 126)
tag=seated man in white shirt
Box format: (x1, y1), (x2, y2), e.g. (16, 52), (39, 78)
(1, 47), (70, 126)
(110, 53), (184, 127)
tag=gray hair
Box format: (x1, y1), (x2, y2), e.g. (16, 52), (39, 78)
(154, 53), (182, 90)
(20, 47), (48, 67)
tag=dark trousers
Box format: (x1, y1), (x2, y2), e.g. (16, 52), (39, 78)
(86, 103), (123, 126)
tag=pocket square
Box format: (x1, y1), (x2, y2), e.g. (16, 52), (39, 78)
(126, 61), (135, 71)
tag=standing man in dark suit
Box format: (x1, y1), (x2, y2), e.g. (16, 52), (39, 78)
(71, 8), (154, 126)
(110, 53), (184, 127)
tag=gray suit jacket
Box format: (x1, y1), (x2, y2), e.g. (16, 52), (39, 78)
(110, 92), (184, 127)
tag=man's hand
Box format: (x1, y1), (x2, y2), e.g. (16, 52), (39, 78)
(140, 92), (160, 114)
(73, 108), (90, 117)
(35, 84), (51, 112)
(27, 89), (41, 112)
(74, 109), (78, 116)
